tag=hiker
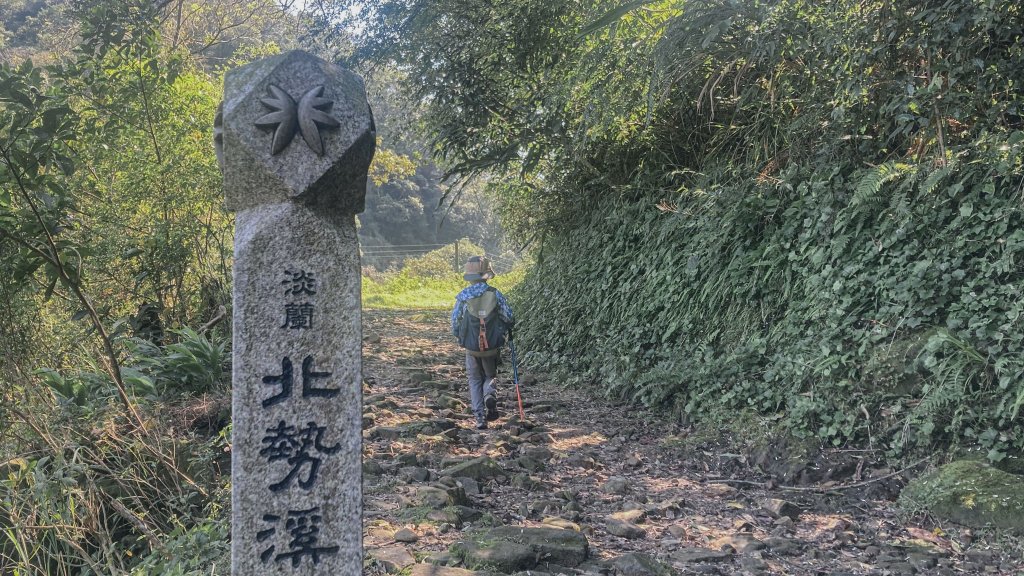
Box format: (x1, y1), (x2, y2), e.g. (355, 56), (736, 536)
(451, 255), (514, 430)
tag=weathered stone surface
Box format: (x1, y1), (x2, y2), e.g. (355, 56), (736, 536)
(425, 552), (455, 566)
(671, 547), (733, 564)
(611, 553), (675, 576)
(529, 499), (563, 516)
(511, 473), (546, 491)
(899, 460), (1024, 530)
(517, 453), (548, 472)
(365, 394), (399, 409)
(453, 505), (483, 523)
(485, 526), (589, 567)
(523, 446), (554, 461)
(611, 509), (647, 523)
(394, 527), (419, 543)
(400, 466), (432, 483)
(221, 51), (375, 213)
(763, 537), (803, 556)
(406, 370), (432, 383)
(368, 545), (416, 573)
(441, 456), (505, 480)
(601, 476), (631, 494)
(665, 524), (687, 539)
(455, 476), (481, 496)
(227, 49), (374, 576)
(606, 518), (646, 539)
(650, 498), (684, 519)
(737, 554), (769, 572)
(426, 509), (463, 527)
(434, 483), (470, 506)
(451, 540), (537, 573)
(711, 533), (766, 554)
(363, 459), (385, 475)
(762, 498), (802, 521)
(408, 486), (454, 509)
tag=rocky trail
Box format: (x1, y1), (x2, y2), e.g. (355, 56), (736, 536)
(359, 310), (1022, 576)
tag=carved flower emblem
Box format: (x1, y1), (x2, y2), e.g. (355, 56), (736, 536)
(254, 84), (341, 156)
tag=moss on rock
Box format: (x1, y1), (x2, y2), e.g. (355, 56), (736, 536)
(899, 460), (1024, 530)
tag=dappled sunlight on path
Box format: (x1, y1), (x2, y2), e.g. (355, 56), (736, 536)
(359, 309), (1023, 576)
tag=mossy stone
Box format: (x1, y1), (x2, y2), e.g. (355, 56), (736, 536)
(899, 460), (1024, 530)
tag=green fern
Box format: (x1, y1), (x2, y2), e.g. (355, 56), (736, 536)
(853, 162), (911, 206)
(919, 163), (955, 195)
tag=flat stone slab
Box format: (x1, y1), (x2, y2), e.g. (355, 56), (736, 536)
(450, 525), (591, 573)
(394, 527), (419, 543)
(368, 545), (416, 573)
(485, 526), (589, 567)
(441, 456), (505, 480)
(601, 476), (631, 494)
(407, 486), (454, 509)
(611, 509), (647, 523)
(606, 518), (646, 539)
(764, 537), (804, 556)
(711, 533), (766, 553)
(611, 552), (676, 576)
(451, 540), (537, 573)
(671, 547), (734, 564)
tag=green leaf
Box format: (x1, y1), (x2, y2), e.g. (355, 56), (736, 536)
(576, 0), (656, 39)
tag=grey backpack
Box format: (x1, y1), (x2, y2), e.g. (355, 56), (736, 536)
(458, 287), (507, 357)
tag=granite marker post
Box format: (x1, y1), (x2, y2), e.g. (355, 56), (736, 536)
(217, 50), (375, 575)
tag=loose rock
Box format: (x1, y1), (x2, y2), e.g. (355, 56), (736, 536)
(762, 498), (801, 521)
(394, 527), (419, 543)
(611, 552), (674, 576)
(672, 547), (734, 564)
(711, 534), (766, 554)
(606, 518), (647, 539)
(368, 545), (416, 573)
(602, 476), (631, 495)
(441, 456), (505, 480)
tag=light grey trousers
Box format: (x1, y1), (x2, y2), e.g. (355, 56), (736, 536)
(465, 353), (497, 423)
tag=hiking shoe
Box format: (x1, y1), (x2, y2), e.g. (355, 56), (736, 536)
(485, 394), (499, 421)
(475, 420), (488, 430)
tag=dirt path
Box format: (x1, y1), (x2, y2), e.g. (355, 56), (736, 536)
(360, 309), (1020, 576)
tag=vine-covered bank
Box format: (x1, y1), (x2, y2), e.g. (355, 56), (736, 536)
(510, 1), (1024, 459)
(346, 0), (1024, 458)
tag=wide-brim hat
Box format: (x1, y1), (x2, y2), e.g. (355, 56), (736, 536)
(463, 256), (495, 281)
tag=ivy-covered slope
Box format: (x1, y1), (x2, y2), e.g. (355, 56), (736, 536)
(343, 0), (1024, 456)
(517, 144), (1024, 455)
(507, 1), (1024, 457)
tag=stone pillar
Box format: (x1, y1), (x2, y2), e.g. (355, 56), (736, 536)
(218, 50), (375, 575)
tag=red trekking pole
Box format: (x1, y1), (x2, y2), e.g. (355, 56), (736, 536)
(509, 335), (526, 420)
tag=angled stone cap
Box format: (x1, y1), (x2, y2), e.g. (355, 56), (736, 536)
(221, 50), (376, 214)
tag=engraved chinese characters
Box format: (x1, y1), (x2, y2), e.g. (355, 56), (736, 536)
(221, 50), (374, 575)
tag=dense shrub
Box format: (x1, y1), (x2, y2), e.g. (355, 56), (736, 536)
(503, 0), (1024, 458)
(343, 0), (1024, 456)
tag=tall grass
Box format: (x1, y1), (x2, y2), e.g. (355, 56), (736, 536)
(361, 243), (526, 310)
